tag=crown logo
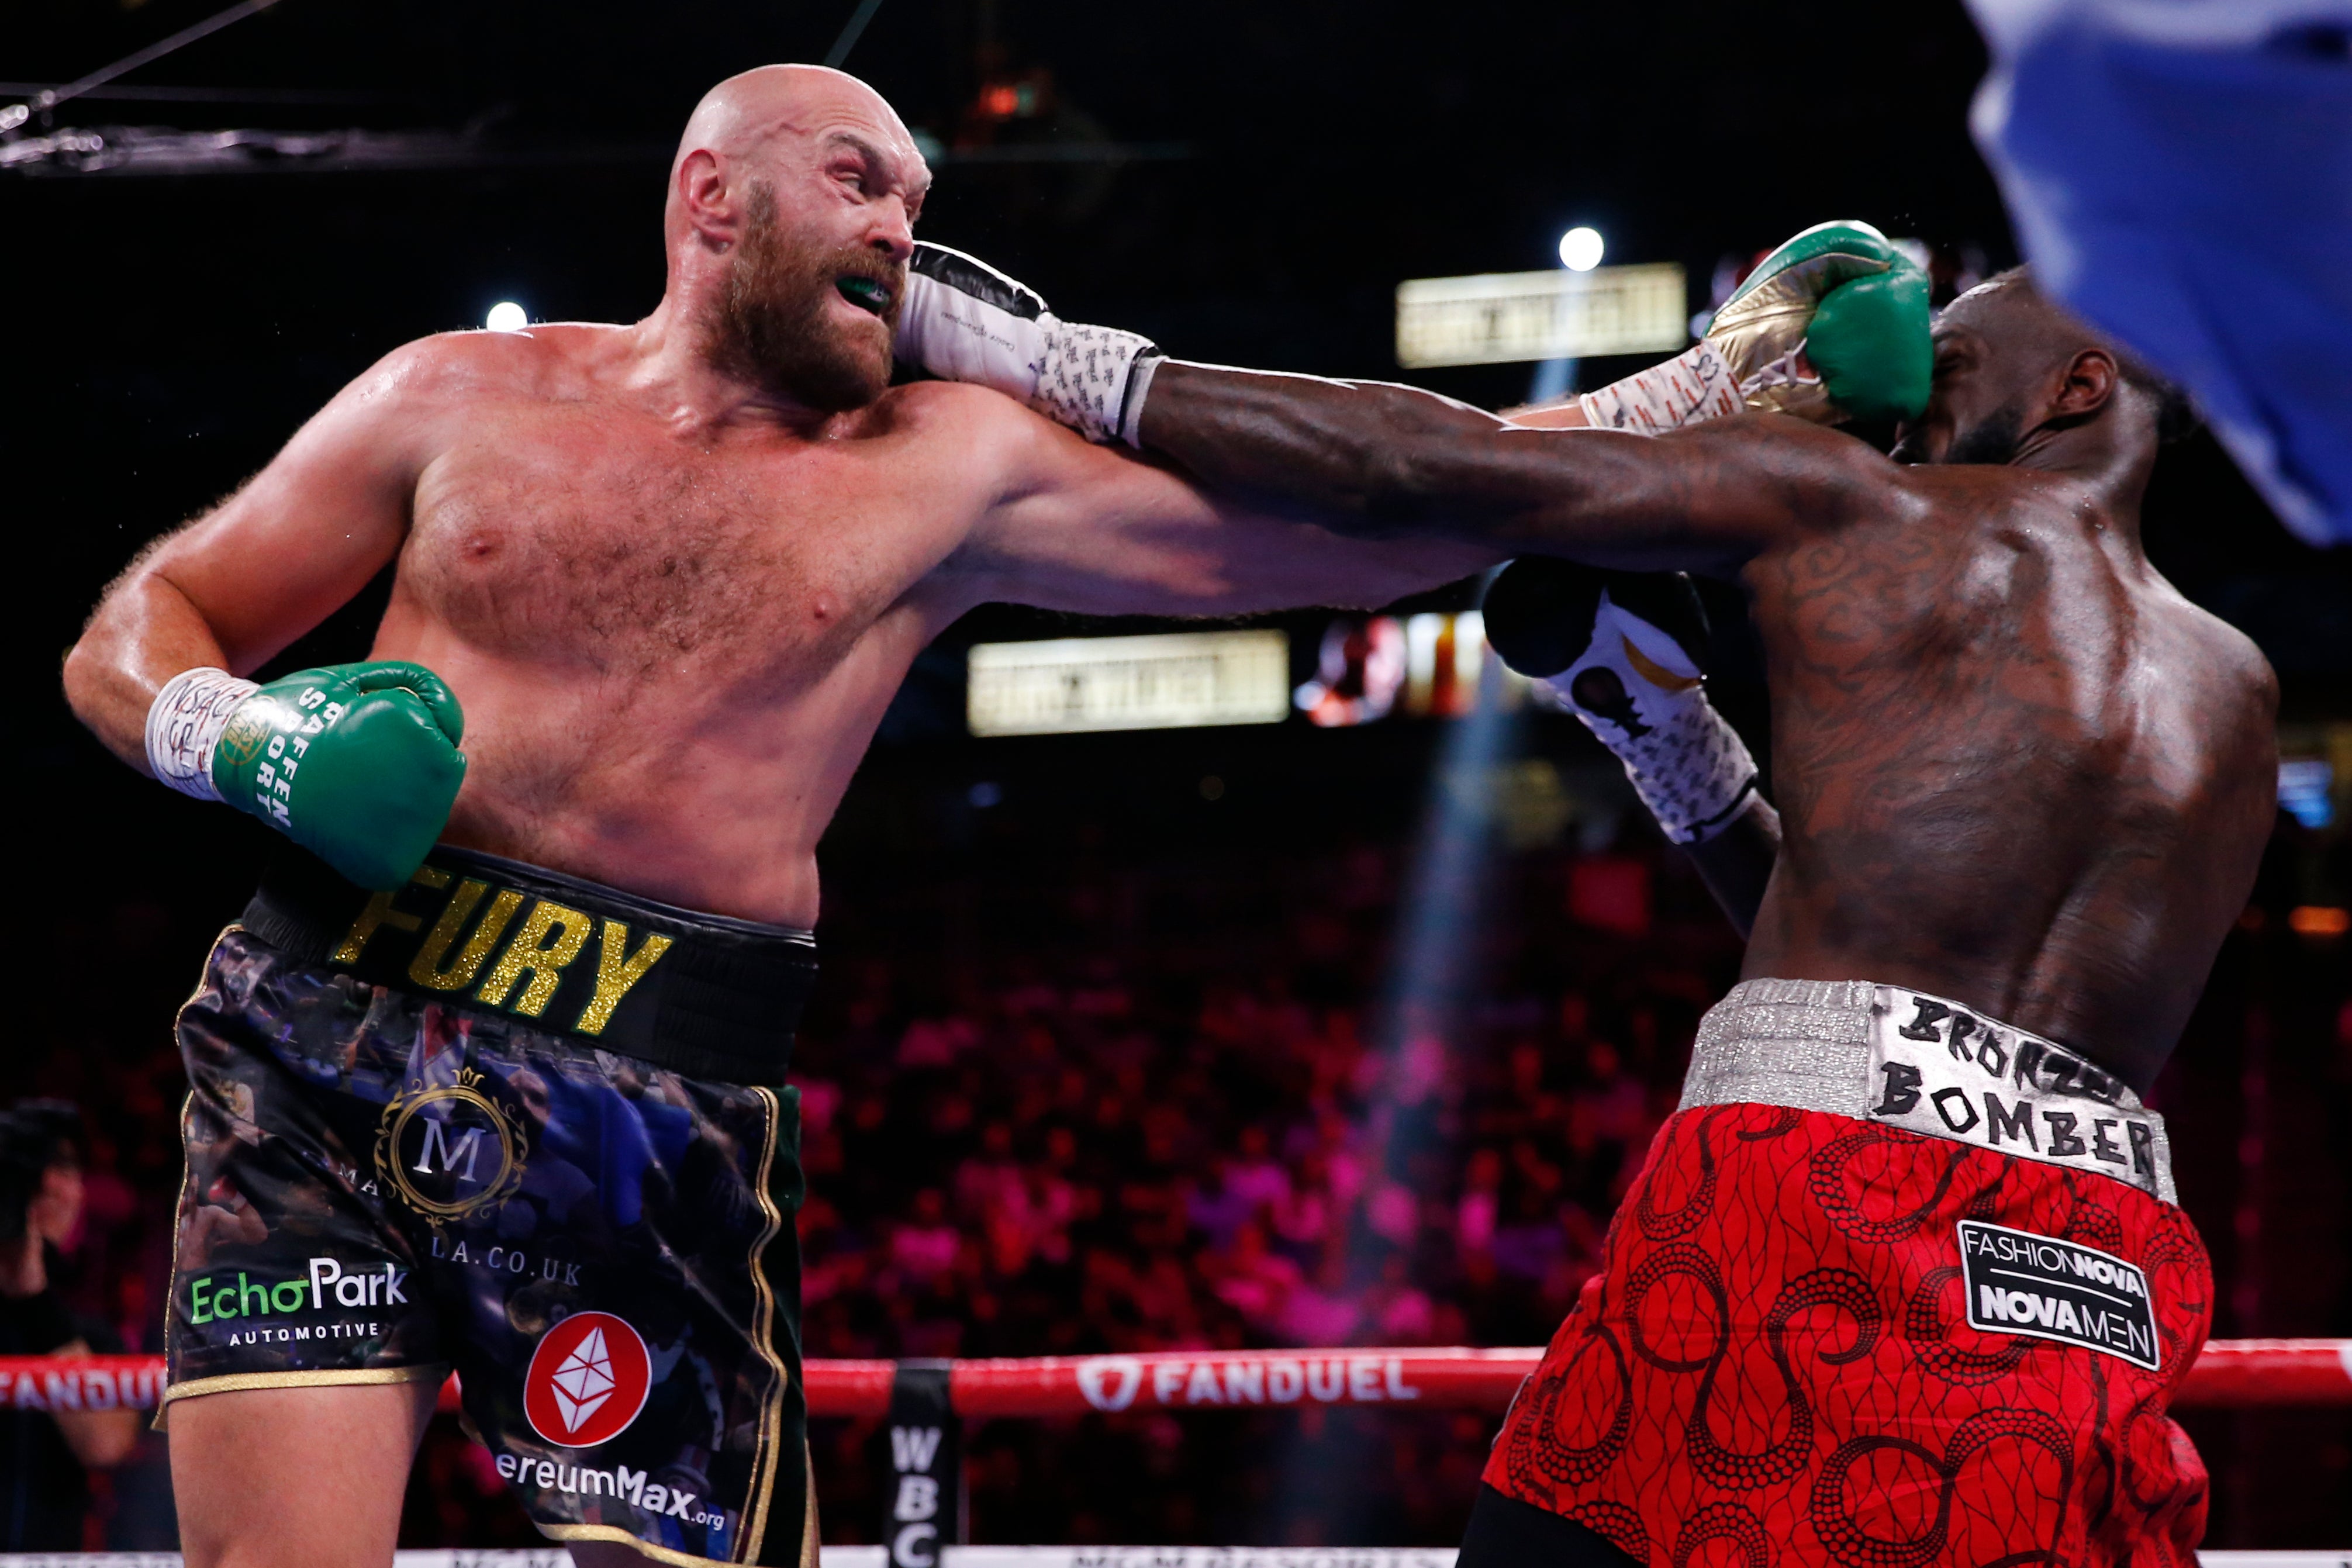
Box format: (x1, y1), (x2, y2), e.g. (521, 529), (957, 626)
(373, 1068), (528, 1225)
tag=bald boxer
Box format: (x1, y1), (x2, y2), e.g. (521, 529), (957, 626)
(63, 65), (1510, 1568)
(900, 265), (2274, 1563)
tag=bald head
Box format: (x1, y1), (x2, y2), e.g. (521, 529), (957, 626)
(1948, 270), (2191, 437)
(666, 65), (928, 242)
(661, 64), (931, 412)
(1892, 267), (2187, 467)
(1941, 270), (2106, 381)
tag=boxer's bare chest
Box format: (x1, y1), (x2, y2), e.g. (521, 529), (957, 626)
(398, 393), (960, 695)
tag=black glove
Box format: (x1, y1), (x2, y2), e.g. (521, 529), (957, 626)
(1484, 557), (1758, 844)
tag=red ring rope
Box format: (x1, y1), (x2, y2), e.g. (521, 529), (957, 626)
(3, 1341), (2346, 1419)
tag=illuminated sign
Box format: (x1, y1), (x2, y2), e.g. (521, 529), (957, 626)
(967, 630), (1291, 737)
(1394, 263), (1688, 369)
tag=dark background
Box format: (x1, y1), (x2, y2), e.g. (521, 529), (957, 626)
(9, 0), (2352, 1551)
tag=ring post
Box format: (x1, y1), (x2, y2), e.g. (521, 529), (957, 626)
(881, 1359), (964, 1566)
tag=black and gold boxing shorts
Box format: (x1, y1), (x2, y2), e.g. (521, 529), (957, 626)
(164, 845), (819, 1568)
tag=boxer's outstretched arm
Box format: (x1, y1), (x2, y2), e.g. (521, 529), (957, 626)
(947, 391), (1500, 617)
(1134, 362), (1902, 574)
(63, 344), (429, 772)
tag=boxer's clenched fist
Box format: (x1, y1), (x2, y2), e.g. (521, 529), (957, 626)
(1482, 558), (1759, 844)
(894, 242), (1163, 445)
(1576, 220), (1932, 433)
(146, 659), (465, 889)
(892, 242), (1051, 398)
(1709, 219), (1933, 423)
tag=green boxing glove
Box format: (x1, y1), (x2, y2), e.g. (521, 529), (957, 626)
(144, 659), (466, 890)
(1575, 219), (1932, 431)
(1714, 220), (1932, 424)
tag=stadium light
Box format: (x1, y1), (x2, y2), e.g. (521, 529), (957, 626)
(485, 301), (528, 333)
(1558, 225), (1604, 272)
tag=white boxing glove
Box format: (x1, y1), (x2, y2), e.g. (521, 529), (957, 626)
(894, 242), (1163, 445)
(1483, 559), (1760, 844)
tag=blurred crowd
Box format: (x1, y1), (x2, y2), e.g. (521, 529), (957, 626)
(761, 826), (1744, 1545)
(793, 958), (1668, 1366)
(15, 809), (2350, 1547)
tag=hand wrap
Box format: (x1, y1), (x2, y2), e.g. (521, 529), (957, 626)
(146, 666), (261, 803)
(1576, 341), (1747, 433)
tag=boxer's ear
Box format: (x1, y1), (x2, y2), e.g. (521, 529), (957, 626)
(2048, 347), (2120, 422)
(677, 148), (744, 250)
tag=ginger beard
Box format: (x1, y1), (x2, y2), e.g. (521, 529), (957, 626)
(714, 180), (901, 413)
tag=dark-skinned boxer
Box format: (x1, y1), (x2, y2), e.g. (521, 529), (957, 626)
(897, 250), (2270, 1564)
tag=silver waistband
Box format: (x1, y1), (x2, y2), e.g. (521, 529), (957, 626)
(1680, 978), (2175, 1203)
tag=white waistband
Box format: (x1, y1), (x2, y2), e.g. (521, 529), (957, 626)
(1680, 978), (2175, 1203)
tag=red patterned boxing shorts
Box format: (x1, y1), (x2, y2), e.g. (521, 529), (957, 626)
(1482, 1101), (2213, 1566)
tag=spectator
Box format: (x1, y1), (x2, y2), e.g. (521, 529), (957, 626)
(1225, 1126), (1291, 1215)
(887, 1189), (962, 1284)
(1, 1101), (141, 1551)
(1455, 1148), (1503, 1263)
(1204, 1221), (1303, 1332)
(1184, 1155), (1259, 1253)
